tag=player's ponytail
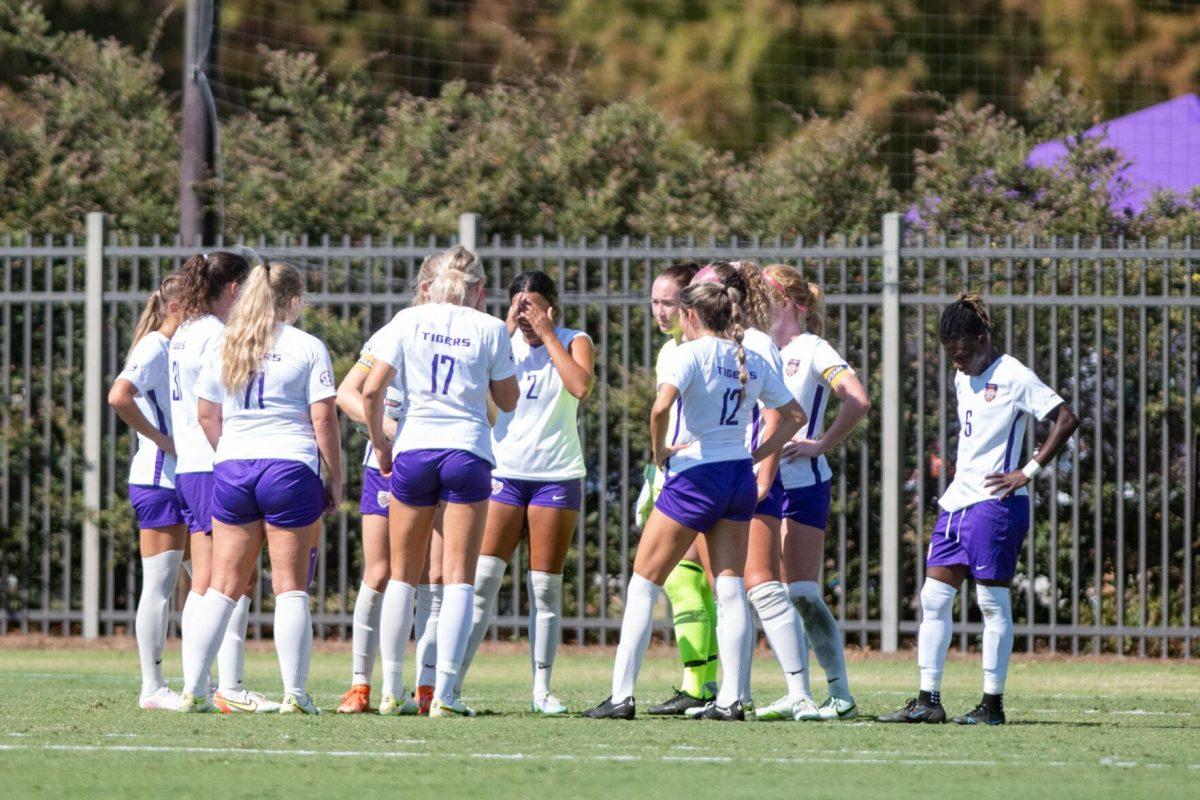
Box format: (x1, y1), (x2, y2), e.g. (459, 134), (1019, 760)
(176, 250), (251, 322)
(694, 260), (772, 332)
(939, 291), (991, 342)
(428, 245), (484, 305)
(680, 281), (747, 395)
(128, 274), (180, 359)
(762, 263), (826, 337)
(221, 261), (305, 391)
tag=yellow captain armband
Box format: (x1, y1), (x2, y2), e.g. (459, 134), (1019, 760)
(354, 352), (376, 372)
(822, 364), (852, 388)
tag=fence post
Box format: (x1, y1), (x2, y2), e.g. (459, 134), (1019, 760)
(83, 212), (105, 639)
(880, 212), (903, 653)
(458, 213), (481, 251)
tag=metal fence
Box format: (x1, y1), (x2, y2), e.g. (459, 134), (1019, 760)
(1, 213), (1197, 656)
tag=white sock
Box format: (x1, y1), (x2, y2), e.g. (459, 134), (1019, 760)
(789, 580), (851, 700)
(182, 590), (236, 696)
(917, 578), (958, 694)
(217, 595), (250, 693)
(351, 582), (384, 686)
(456, 555), (507, 695)
(379, 580), (416, 699)
(435, 583), (474, 706)
(529, 571), (563, 699)
(274, 590), (312, 698)
(715, 576), (751, 708)
(611, 574), (661, 703)
(414, 584), (442, 689)
(741, 606), (755, 704)
(136, 550), (183, 696)
(180, 590), (207, 696)
(976, 584), (1013, 696)
(748, 581), (810, 701)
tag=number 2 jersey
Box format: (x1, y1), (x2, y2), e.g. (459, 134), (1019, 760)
(168, 314), (224, 475)
(194, 323), (337, 475)
(656, 334), (792, 474)
(369, 302), (516, 465)
(938, 353), (1063, 513)
(120, 331), (176, 488)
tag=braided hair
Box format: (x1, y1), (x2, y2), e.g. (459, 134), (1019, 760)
(939, 292), (991, 342)
(681, 279), (748, 396)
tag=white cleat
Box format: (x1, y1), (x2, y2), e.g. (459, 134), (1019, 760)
(280, 692), (321, 715)
(378, 692), (419, 716)
(215, 688), (282, 714)
(430, 697), (476, 718)
(798, 695), (858, 721)
(755, 694), (818, 721)
(139, 686), (182, 711)
(177, 690), (216, 713)
(531, 693), (568, 715)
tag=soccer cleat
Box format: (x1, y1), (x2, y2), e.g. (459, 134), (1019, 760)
(877, 697), (947, 723)
(378, 692), (419, 716)
(177, 690), (216, 713)
(429, 697), (476, 718)
(755, 694), (818, 721)
(280, 693), (321, 715)
(531, 693), (568, 715)
(688, 697), (751, 719)
(694, 700), (745, 721)
(798, 695), (858, 721)
(416, 685), (434, 716)
(139, 686), (182, 711)
(336, 684), (371, 714)
(953, 701), (1006, 726)
(582, 696), (636, 720)
(647, 688), (709, 716)
(214, 688), (282, 714)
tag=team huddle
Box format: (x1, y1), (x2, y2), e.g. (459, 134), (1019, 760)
(109, 245), (1077, 724)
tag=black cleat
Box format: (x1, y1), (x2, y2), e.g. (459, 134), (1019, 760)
(694, 700), (745, 721)
(953, 700), (1005, 726)
(582, 696), (636, 720)
(647, 688), (711, 716)
(877, 696), (947, 723)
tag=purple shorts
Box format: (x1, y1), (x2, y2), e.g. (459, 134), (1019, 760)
(655, 459), (756, 533)
(359, 467), (391, 517)
(491, 476), (582, 511)
(390, 449), (492, 507)
(782, 480), (832, 530)
(175, 472), (215, 535)
(753, 473), (785, 519)
(927, 497), (1030, 582)
(212, 459), (326, 529)
(129, 485), (185, 530)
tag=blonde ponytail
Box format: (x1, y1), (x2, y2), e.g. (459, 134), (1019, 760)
(763, 263), (826, 338)
(428, 245), (484, 305)
(221, 261), (306, 391)
(128, 274), (180, 359)
(804, 282), (826, 337)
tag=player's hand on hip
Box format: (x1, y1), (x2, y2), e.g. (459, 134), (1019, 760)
(784, 438), (823, 459)
(984, 470), (1029, 499)
(377, 450), (393, 478)
(323, 481), (342, 513)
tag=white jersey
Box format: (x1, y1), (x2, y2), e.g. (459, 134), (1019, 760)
(370, 302), (516, 464)
(195, 324), (337, 475)
(657, 335), (792, 474)
(778, 333), (853, 489)
(169, 314), (224, 474)
(655, 337), (684, 449)
(355, 319), (408, 470)
(742, 328), (786, 452)
(492, 327), (590, 481)
(120, 331), (176, 488)
(938, 354), (1064, 512)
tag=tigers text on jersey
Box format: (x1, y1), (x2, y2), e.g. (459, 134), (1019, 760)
(369, 302), (516, 465)
(937, 353), (1064, 513)
(169, 314), (224, 474)
(657, 335), (792, 474)
(778, 333), (853, 489)
(194, 324), (337, 475)
(120, 331), (176, 488)
(356, 318), (408, 470)
(492, 327), (589, 481)
(742, 328), (785, 451)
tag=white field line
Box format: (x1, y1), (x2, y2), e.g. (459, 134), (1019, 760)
(0, 743), (1197, 771)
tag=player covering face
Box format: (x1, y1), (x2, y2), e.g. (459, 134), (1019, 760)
(878, 293), (1078, 726)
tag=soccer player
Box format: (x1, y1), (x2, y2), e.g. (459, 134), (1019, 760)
(455, 270), (595, 715)
(763, 263), (871, 721)
(362, 245), (519, 718)
(170, 250), (278, 712)
(108, 275), (186, 709)
(639, 262), (725, 717)
(179, 260), (342, 714)
(584, 277), (805, 721)
(878, 293), (1078, 725)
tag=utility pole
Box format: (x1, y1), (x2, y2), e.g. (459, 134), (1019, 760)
(180, 0), (219, 246)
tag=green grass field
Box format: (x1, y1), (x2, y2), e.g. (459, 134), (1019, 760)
(0, 641), (1198, 799)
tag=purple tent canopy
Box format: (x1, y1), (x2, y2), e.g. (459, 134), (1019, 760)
(1027, 93), (1200, 214)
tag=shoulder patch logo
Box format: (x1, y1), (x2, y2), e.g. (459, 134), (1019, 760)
(785, 358), (801, 377)
(984, 382), (998, 402)
(319, 369), (334, 387)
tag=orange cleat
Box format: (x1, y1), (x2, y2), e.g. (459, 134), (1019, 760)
(416, 685), (434, 716)
(336, 684), (371, 714)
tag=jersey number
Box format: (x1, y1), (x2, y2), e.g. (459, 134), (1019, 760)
(525, 375), (539, 400)
(719, 387), (743, 426)
(964, 409), (973, 437)
(243, 371), (266, 409)
(171, 362), (182, 402)
(430, 354), (456, 394)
